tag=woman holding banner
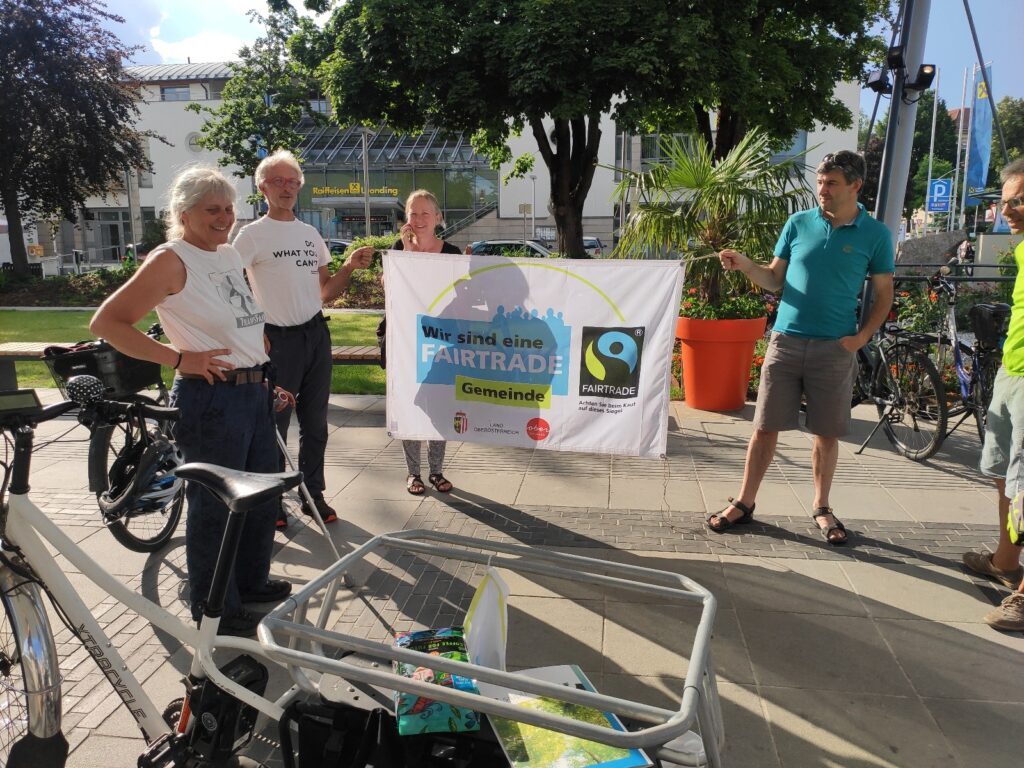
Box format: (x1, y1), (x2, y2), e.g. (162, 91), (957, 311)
(390, 189), (461, 495)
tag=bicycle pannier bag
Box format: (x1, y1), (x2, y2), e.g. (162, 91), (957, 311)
(968, 303), (1011, 350)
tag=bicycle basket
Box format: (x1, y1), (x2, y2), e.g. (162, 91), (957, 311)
(43, 341), (163, 398)
(968, 303), (1011, 350)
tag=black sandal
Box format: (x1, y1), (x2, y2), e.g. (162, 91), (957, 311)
(707, 497), (755, 533)
(428, 473), (453, 493)
(812, 507), (847, 545)
(406, 474), (425, 495)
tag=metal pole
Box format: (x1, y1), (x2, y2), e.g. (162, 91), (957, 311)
(959, 65), (977, 231)
(529, 174), (536, 238)
(924, 68), (939, 235)
(950, 67), (968, 231)
(874, 0), (932, 249)
(362, 127), (371, 237)
(962, 0), (1010, 166)
(122, 169), (135, 256)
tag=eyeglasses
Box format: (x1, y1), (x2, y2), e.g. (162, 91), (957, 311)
(817, 152), (865, 180)
(1001, 196), (1024, 209)
(267, 177), (301, 190)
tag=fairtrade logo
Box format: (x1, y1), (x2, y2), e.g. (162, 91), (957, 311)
(579, 326), (644, 399)
(526, 418), (550, 441)
(453, 411), (469, 434)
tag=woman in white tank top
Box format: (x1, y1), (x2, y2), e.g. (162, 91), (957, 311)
(91, 167), (294, 637)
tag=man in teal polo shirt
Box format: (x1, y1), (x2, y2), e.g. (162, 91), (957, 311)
(963, 158), (1024, 631)
(713, 151), (894, 544)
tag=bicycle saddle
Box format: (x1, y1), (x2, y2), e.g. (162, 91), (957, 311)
(175, 463), (302, 514)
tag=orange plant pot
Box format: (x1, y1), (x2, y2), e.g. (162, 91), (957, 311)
(676, 316), (768, 411)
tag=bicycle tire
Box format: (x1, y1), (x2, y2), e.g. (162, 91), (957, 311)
(874, 342), (947, 461)
(88, 418), (184, 553)
(0, 564), (66, 768)
(971, 353), (1001, 444)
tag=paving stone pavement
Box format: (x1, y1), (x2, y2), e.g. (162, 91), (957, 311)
(10, 395), (1022, 767)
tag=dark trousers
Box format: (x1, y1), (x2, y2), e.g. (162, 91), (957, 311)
(266, 319), (332, 497)
(171, 378), (279, 620)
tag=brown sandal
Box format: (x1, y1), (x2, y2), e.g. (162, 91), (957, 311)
(406, 474), (425, 495)
(707, 497), (755, 533)
(428, 473), (453, 493)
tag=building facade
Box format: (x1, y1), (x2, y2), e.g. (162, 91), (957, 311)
(3, 66), (860, 266)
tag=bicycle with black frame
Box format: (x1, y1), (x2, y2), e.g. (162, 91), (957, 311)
(42, 323), (185, 551)
(900, 255), (1009, 447)
(851, 312), (948, 461)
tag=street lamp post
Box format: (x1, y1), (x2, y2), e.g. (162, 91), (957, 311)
(529, 174), (536, 239)
(362, 126), (371, 237)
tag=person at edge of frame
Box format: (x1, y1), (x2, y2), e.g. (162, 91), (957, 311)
(90, 166), (295, 637)
(962, 158), (1024, 632)
(713, 149), (895, 546)
(233, 149), (373, 529)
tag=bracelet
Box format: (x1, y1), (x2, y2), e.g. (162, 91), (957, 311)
(173, 350), (182, 369)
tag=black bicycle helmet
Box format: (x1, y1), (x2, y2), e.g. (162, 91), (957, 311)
(98, 435), (184, 519)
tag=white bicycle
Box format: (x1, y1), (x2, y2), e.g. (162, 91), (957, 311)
(0, 378), (725, 768)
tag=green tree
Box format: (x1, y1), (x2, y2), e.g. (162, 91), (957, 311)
(874, 89), (959, 218)
(860, 135), (886, 214)
(291, 0), (887, 257)
(187, 8), (324, 183)
(0, 0), (151, 276)
(990, 96), (1024, 176)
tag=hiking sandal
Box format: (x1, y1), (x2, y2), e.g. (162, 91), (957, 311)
(812, 507), (847, 545)
(428, 473), (453, 493)
(707, 497), (755, 533)
(406, 474), (425, 495)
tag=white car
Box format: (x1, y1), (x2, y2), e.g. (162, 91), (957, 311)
(583, 237), (605, 257)
(468, 240), (552, 257)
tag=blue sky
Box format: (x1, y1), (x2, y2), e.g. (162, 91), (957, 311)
(105, 0), (1022, 113)
(862, 0), (1024, 116)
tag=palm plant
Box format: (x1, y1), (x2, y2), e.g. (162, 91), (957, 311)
(614, 129), (814, 318)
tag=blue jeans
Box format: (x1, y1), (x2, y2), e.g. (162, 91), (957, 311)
(170, 377), (279, 620)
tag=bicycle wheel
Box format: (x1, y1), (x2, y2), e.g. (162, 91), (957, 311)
(874, 342), (947, 461)
(0, 566), (65, 767)
(90, 418), (184, 553)
(970, 352), (1001, 444)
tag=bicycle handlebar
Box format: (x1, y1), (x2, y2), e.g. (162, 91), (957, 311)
(0, 399), (77, 433)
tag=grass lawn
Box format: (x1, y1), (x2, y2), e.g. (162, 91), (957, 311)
(0, 309), (385, 395)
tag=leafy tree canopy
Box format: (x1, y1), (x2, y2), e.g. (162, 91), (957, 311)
(991, 96), (1024, 176)
(188, 9), (325, 183)
(0, 0), (151, 274)
(287, 0), (888, 255)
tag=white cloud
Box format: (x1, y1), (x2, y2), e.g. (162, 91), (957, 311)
(152, 30), (249, 63)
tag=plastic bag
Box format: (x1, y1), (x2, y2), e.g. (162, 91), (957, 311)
(464, 566), (509, 671)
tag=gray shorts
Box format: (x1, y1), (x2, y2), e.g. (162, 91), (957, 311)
(753, 332), (858, 437)
(980, 367), (1024, 496)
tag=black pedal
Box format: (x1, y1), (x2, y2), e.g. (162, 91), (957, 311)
(187, 654), (269, 762)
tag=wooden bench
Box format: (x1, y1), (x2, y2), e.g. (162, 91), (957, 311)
(0, 342), (381, 390)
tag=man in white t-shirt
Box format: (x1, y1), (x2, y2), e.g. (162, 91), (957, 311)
(234, 150), (374, 526)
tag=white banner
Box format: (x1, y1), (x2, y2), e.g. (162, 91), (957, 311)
(384, 252), (683, 458)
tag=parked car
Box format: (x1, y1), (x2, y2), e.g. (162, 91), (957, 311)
(467, 239), (552, 258)
(583, 236), (605, 257)
(327, 238), (353, 256)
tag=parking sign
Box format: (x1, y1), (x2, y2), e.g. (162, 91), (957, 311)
(927, 179), (951, 213)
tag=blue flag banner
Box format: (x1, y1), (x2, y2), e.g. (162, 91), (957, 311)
(966, 66), (993, 206)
